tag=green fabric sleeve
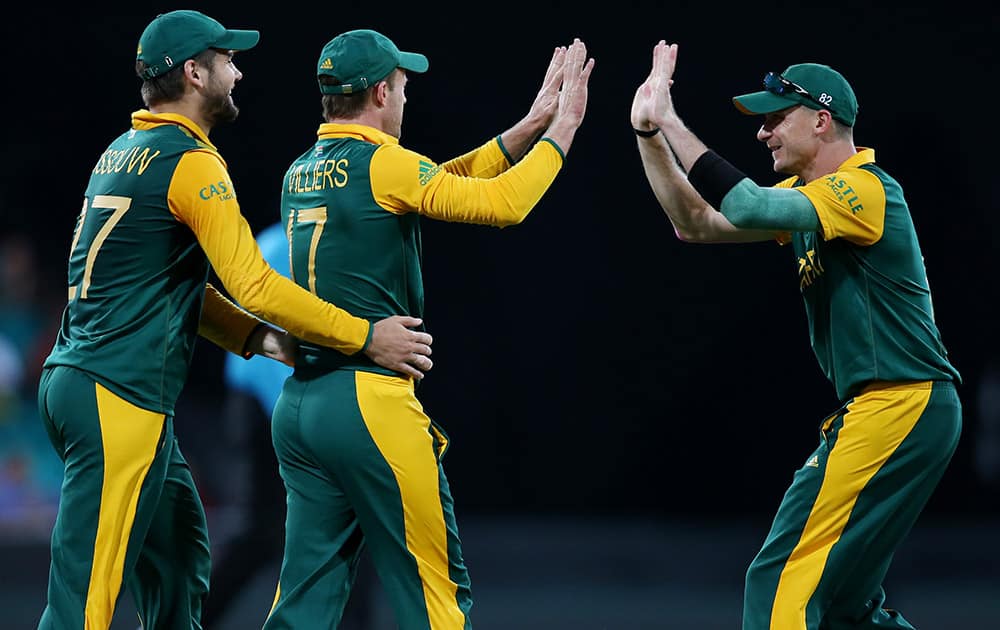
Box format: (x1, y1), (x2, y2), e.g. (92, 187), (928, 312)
(720, 179), (821, 232)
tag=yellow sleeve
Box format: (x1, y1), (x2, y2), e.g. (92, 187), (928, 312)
(773, 175), (799, 245)
(370, 140), (564, 227)
(795, 168), (886, 245)
(198, 283), (263, 357)
(440, 137), (511, 178)
(169, 150), (371, 354)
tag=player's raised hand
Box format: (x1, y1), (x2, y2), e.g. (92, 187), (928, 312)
(365, 315), (434, 379)
(557, 38), (595, 129)
(543, 38), (595, 152)
(631, 40), (678, 131)
(524, 45), (567, 130)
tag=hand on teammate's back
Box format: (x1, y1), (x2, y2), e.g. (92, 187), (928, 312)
(365, 315), (434, 379)
(246, 326), (299, 367)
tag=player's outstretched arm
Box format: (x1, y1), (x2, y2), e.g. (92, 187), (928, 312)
(631, 41), (766, 243)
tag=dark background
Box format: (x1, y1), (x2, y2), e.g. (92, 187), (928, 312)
(1, 2), (997, 628)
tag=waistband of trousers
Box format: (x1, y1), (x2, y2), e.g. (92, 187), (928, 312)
(295, 342), (398, 377)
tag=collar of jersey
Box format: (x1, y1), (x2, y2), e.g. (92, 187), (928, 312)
(316, 122), (399, 146)
(131, 110), (216, 149)
(839, 147), (875, 170)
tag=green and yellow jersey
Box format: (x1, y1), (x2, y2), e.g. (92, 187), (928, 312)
(775, 148), (961, 399)
(281, 123), (564, 374)
(44, 111), (372, 414)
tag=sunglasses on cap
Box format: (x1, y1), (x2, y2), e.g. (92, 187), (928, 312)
(763, 71), (829, 110)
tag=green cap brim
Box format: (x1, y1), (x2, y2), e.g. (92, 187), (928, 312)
(214, 29), (260, 52)
(732, 90), (798, 116)
(398, 51), (428, 73)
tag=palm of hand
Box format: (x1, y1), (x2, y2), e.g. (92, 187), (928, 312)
(632, 41), (678, 129)
(631, 81), (655, 128)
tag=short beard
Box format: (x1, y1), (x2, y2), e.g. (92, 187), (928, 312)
(203, 91), (239, 127)
(200, 63), (239, 127)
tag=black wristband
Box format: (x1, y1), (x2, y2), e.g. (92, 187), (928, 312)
(687, 150), (748, 209)
(633, 126), (660, 138)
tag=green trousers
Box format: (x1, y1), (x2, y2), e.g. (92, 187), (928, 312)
(743, 380), (962, 630)
(36, 365), (211, 629)
(265, 368), (472, 630)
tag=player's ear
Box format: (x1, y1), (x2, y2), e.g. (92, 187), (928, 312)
(815, 109), (835, 134)
(184, 58), (209, 90)
(371, 80), (389, 107)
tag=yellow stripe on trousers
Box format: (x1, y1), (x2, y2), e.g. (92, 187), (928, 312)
(355, 371), (464, 630)
(87, 383), (164, 628)
(770, 382), (932, 630)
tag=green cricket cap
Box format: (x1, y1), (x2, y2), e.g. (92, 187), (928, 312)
(733, 63), (858, 127)
(317, 29), (428, 95)
(136, 10), (259, 80)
